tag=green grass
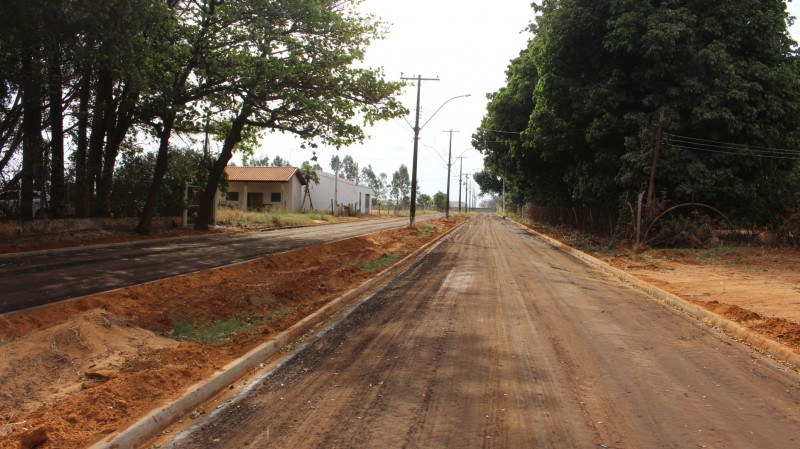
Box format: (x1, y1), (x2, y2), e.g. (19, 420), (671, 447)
(215, 209), (351, 228)
(357, 252), (400, 271)
(416, 223), (442, 239)
(170, 316), (256, 345)
(266, 308), (290, 320)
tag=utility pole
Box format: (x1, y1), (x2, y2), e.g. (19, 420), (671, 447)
(465, 176), (469, 212)
(464, 168), (469, 213)
(456, 156), (465, 213)
(334, 163), (339, 216)
(443, 129), (458, 218)
(502, 177), (506, 218)
(401, 74), (439, 228)
(647, 107), (665, 209)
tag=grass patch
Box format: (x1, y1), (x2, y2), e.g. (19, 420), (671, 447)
(170, 316), (256, 345)
(266, 308), (290, 320)
(358, 252), (400, 271)
(216, 209), (350, 228)
(416, 223), (442, 239)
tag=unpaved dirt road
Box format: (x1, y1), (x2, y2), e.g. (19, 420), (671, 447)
(166, 214), (800, 449)
(0, 215), (439, 314)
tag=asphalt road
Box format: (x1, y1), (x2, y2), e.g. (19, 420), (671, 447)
(0, 215), (439, 314)
(166, 214), (800, 449)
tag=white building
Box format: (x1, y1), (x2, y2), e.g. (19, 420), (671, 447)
(307, 170), (372, 214)
(218, 166), (307, 212)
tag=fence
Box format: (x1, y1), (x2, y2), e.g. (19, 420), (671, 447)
(519, 204), (623, 236)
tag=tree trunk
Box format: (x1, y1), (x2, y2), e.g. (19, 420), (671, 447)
(48, 38), (65, 218)
(136, 112), (175, 234)
(97, 88), (136, 216)
(86, 70), (113, 216)
(73, 67), (92, 217)
(195, 106), (250, 230)
(20, 51), (43, 220)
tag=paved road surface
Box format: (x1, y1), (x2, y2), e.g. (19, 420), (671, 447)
(0, 216), (438, 314)
(166, 214), (800, 449)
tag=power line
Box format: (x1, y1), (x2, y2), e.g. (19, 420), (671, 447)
(666, 133), (800, 154)
(665, 133), (800, 159)
(487, 129), (523, 135)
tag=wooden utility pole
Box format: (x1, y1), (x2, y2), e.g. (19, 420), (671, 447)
(647, 107), (665, 209)
(443, 129), (458, 218)
(401, 74), (439, 228)
(456, 156), (465, 212)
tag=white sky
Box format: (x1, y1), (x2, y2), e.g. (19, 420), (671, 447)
(254, 1), (800, 200)
(257, 0), (534, 200)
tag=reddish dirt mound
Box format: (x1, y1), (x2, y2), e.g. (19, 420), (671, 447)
(0, 218), (461, 449)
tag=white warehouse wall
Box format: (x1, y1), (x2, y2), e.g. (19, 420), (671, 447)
(306, 170), (373, 214)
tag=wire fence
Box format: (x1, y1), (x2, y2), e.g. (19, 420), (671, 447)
(519, 204), (621, 236)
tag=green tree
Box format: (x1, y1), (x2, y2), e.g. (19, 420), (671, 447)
(299, 160), (320, 210)
(330, 155), (341, 176)
(417, 193), (432, 208)
(193, 0), (406, 230)
(433, 191), (447, 210)
(473, 169), (503, 196)
(476, 0), (800, 223)
(271, 155), (290, 167)
(360, 164), (384, 204)
(245, 155), (270, 166)
(341, 154), (359, 183)
(112, 144), (212, 218)
(299, 161), (321, 186)
(391, 164), (410, 205)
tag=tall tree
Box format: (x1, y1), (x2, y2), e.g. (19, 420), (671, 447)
(476, 0), (800, 223)
(245, 154), (270, 166)
(299, 160), (320, 210)
(271, 155), (290, 167)
(391, 164), (410, 205)
(193, 0), (405, 230)
(360, 164), (384, 204)
(432, 191), (446, 210)
(341, 154), (359, 183)
(330, 155), (341, 175)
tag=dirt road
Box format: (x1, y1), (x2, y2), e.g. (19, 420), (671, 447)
(166, 214), (800, 449)
(0, 215), (438, 314)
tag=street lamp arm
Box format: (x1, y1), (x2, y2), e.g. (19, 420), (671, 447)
(457, 147), (474, 158)
(420, 94), (471, 131)
(423, 144), (449, 166)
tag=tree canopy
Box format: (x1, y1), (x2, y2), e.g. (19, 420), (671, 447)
(474, 0), (800, 224)
(0, 0), (405, 230)
(341, 155), (360, 183)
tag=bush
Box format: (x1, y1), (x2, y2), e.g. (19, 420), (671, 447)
(771, 201), (800, 248)
(648, 211), (719, 248)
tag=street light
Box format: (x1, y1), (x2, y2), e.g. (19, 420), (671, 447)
(407, 89), (470, 228)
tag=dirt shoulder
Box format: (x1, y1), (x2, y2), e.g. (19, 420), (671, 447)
(596, 247), (800, 352)
(0, 218), (461, 449)
(527, 223), (800, 358)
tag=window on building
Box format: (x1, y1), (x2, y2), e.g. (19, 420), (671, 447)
(270, 192), (281, 203)
(226, 192), (239, 201)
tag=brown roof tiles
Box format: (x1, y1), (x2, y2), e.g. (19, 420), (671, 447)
(225, 166), (306, 184)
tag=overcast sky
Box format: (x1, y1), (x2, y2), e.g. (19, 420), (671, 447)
(255, 1), (800, 201)
(256, 0), (534, 201)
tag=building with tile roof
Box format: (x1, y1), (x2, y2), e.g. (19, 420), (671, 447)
(218, 166), (373, 214)
(219, 166), (307, 212)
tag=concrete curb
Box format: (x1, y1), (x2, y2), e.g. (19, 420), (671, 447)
(508, 219), (800, 369)
(89, 219), (466, 449)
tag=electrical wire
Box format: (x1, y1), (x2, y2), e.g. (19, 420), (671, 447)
(664, 133), (800, 160)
